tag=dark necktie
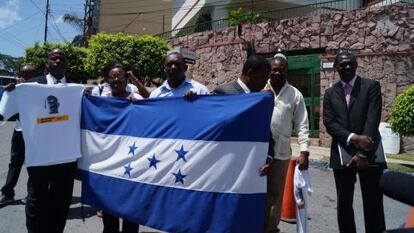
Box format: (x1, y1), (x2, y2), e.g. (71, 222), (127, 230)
(344, 83), (352, 107)
(56, 79), (61, 84)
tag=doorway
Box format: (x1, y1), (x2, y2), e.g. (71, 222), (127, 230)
(287, 54), (320, 137)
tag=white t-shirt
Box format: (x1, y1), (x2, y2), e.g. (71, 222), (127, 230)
(0, 83), (85, 167)
(91, 83), (138, 96)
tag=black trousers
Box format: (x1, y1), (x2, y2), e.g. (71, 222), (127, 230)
(334, 167), (386, 233)
(102, 211), (139, 233)
(1, 130), (25, 198)
(26, 161), (77, 233)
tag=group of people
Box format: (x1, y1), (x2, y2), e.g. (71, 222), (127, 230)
(0, 47), (386, 233)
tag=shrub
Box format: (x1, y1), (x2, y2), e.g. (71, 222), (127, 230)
(389, 84), (414, 137)
(24, 43), (89, 82)
(85, 33), (170, 81)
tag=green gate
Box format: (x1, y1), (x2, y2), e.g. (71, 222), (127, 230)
(287, 54), (320, 137)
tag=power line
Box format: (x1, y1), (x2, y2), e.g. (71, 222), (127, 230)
(0, 12), (41, 32)
(0, 30), (28, 49)
(49, 13), (69, 43)
(28, 0), (46, 14)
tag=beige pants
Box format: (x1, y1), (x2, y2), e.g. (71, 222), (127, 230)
(265, 158), (291, 233)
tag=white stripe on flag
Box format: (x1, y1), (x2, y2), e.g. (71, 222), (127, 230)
(79, 129), (266, 194)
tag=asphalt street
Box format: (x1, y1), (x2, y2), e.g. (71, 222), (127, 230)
(0, 122), (410, 233)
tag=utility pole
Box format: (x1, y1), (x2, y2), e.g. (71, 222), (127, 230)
(83, 0), (88, 43)
(162, 15), (165, 33)
(83, 0), (95, 47)
(44, 0), (50, 42)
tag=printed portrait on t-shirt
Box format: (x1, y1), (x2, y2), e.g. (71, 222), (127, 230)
(45, 95), (60, 114)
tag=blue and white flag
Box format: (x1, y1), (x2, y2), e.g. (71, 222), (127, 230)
(78, 93), (274, 233)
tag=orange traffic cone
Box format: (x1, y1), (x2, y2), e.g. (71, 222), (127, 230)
(280, 159), (297, 223)
(405, 207), (414, 228)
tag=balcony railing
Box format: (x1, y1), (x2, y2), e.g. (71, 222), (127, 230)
(155, 0), (413, 40)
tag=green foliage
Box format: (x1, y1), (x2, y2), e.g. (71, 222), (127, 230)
(24, 43), (89, 82)
(389, 84), (414, 137)
(0, 53), (23, 76)
(229, 8), (264, 26)
(85, 33), (170, 80)
(23, 34), (170, 82)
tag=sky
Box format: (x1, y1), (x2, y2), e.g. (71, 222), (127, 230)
(0, 0), (85, 58)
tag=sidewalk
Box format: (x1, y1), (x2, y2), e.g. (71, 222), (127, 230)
(291, 143), (414, 166)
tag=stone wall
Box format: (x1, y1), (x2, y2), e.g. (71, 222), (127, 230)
(169, 2), (414, 153)
(319, 55), (414, 152)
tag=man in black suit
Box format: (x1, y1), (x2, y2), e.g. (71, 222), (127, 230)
(213, 55), (272, 168)
(25, 49), (77, 233)
(29, 48), (69, 85)
(213, 55), (270, 94)
(323, 51), (386, 233)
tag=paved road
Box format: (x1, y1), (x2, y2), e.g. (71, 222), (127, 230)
(0, 122), (410, 233)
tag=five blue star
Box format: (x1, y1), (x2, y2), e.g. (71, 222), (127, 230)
(128, 142), (138, 156)
(148, 154), (161, 169)
(175, 145), (188, 162)
(124, 162), (133, 177)
(173, 169), (187, 184)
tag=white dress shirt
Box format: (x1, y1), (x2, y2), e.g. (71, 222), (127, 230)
(340, 75), (357, 145)
(46, 73), (67, 85)
(237, 78), (250, 93)
(91, 83), (138, 96)
(268, 81), (310, 160)
(149, 76), (210, 98)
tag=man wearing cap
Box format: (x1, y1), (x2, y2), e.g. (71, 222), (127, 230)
(264, 53), (310, 233)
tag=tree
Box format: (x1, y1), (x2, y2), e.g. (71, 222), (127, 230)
(24, 42), (89, 83)
(85, 33), (170, 83)
(62, 13), (85, 46)
(389, 85), (414, 136)
(0, 53), (23, 76)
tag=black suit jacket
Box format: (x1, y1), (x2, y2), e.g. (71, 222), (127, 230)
(213, 79), (275, 158)
(213, 80), (245, 94)
(323, 76), (386, 169)
(27, 75), (71, 84)
(28, 75), (48, 84)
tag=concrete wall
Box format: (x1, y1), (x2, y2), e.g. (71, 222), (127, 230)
(169, 2), (414, 153)
(98, 0), (172, 35)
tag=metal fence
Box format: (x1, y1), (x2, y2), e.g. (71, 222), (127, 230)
(156, 0), (355, 40)
(155, 0), (413, 40)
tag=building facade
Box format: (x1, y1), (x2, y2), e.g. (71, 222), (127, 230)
(168, 2), (414, 152)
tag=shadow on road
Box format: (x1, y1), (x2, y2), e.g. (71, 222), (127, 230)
(67, 196), (98, 220)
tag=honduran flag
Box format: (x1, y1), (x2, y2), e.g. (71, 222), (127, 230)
(78, 93), (273, 233)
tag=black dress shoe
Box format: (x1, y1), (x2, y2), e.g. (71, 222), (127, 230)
(0, 194), (15, 206)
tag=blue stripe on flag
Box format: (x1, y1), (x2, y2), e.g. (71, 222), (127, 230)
(80, 170), (265, 233)
(81, 93), (273, 142)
